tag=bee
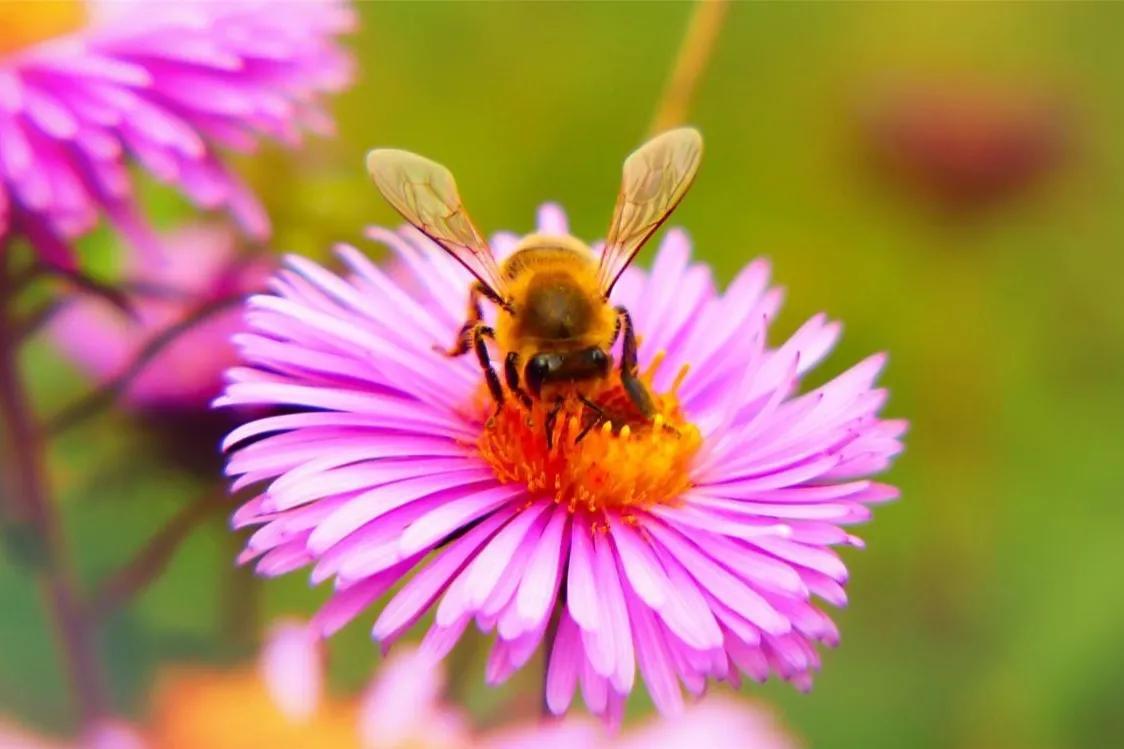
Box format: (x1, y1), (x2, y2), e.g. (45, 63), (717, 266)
(366, 128), (703, 438)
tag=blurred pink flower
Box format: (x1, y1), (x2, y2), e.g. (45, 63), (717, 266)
(358, 634), (799, 749)
(2, 618), (799, 749)
(50, 222), (272, 411)
(221, 205), (905, 720)
(861, 78), (1068, 214)
(0, 0), (353, 268)
(223, 616), (465, 746)
(0, 717), (144, 749)
(260, 620), (324, 723)
(357, 645), (469, 749)
(483, 697), (799, 749)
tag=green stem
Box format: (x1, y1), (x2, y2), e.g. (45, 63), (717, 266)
(648, 0), (730, 136)
(0, 253), (109, 729)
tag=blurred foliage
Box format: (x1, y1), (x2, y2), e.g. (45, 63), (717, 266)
(4, 3), (1124, 748)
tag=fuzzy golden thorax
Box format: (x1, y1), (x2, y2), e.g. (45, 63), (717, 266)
(494, 234), (619, 362)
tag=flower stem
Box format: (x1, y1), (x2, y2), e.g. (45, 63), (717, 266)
(90, 488), (225, 620)
(648, 0), (730, 136)
(0, 256), (108, 727)
(47, 294), (243, 435)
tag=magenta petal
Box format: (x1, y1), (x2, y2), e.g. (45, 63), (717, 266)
(312, 558), (416, 637)
(609, 516), (672, 610)
(400, 484), (525, 557)
(373, 506), (517, 643)
(625, 586), (684, 716)
(545, 612), (583, 715)
(593, 528), (635, 692)
(646, 522), (791, 637)
(462, 502), (550, 608)
(566, 514), (602, 632)
(308, 469), (495, 553)
(514, 507), (569, 625)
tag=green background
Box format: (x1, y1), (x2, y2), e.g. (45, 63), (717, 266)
(3, 3), (1124, 748)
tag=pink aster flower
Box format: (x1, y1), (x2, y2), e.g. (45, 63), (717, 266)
(50, 222), (272, 473)
(220, 204), (906, 720)
(0, 717), (143, 749)
(258, 621), (799, 749)
(51, 222), (272, 411)
(0, 0), (353, 268)
(483, 696), (799, 749)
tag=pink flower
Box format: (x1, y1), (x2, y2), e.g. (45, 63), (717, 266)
(860, 77), (1068, 214)
(255, 620), (470, 749)
(358, 643), (469, 749)
(0, 717), (143, 749)
(220, 204), (906, 720)
(242, 622), (799, 749)
(482, 697), (799, 749)
(51, 222), (272, 411)
(0, 0), (353, 268)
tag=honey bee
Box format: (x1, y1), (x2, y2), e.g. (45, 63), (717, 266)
(366, 128), (703, 439)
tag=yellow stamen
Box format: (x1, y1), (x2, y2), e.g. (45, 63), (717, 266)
(0, 1), (86, 56)
(476, 360), (701, 513)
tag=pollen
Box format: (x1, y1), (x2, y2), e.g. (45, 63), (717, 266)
(476, 356), (701, 513)
(0, 1), (86, 55)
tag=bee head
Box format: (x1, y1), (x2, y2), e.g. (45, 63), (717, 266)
(525, 348), (611, 397)
(525, 353), (560, 397)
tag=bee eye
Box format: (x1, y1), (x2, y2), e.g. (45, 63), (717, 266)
(525, 354), (553, 397)
(588, 348), (609, 372)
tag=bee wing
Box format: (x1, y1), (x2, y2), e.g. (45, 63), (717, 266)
(366, 148), (508, 301)
(597, 127), (703, 295)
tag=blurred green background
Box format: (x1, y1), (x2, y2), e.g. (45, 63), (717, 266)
(4, 3), (1124, 748)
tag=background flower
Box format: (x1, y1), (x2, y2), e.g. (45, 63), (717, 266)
(48, 222), (273, 475)
(483, 697), (799, 749)
(859, 76), (1069, 215)
(145, 618), (800, 749)
(147, 619), (469, 749)
(50, 222), (272, 411)
(0, 717), (143, 749)
(148, 620), (360, 749)
(221, 205), (904, 720)
(0, 0), (353, 268)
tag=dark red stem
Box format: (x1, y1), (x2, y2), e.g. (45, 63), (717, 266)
(0, 253), (109, 728)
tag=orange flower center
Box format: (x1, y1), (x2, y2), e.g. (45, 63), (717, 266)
(0, 1), (86, 56)
(476, 354), (701, 513)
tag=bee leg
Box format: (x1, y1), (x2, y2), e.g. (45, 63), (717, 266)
(436, 283), (486, 357)
(576, 394), (608, 444)
(471, 324), (504, 417)
(504, 352), (533, 410)
(544, 398), (564, 450)
(608, 309), (623, 348)
(615, 306), (656, 419)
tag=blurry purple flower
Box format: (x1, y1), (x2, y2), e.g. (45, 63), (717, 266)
(861, 78), (1068, 214)
(358, 641), (469, 749)
(269, 622), (798, 749)
(220, 205), (905, 720)
(483, 696), (799, 749)
(50, 222), (272, 474)
(257, 619), (470, 747)
(0, 716), (144, 749)
(51, 222), (272, 411)
(260, 619), (324, 723)
(0, 0), (353, 269)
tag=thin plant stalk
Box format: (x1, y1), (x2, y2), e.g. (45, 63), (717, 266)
(648, 0), (730, 136)
(0, 251), (109, 728)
